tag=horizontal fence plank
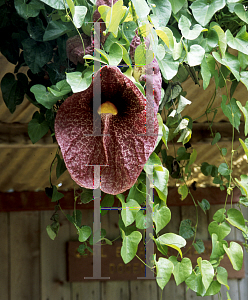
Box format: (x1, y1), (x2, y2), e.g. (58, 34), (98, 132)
(0, 187), (241, 211)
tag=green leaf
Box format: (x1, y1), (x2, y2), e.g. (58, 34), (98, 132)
(201, 54), (215, 90)
(187, 45), (205, 67)
(99, 0), (126, 37)
(239, 138), (248, 157)
(134, 44), (154, 66)
(226, 26), (248, 55)
(212, 24), (227, 57)
(73, 6), (87, 28)
(234, 3), (248, 23)
(80, 188), (93, 204)
(236, 174), (248, 197)
(201, 162), (218, 177)
(198, 199), (210, 214)
(216, 266), (229, 290)
(185, 272), (206, 297)
(204, 281), (221, 296)
(40, 0), (66, 9)
(108, 42), (123, 66)
(22, 38), (53, 74)
(218, 163), (231, 176)
(213, 52), (240, 81)
(78, 225), (91, 242)
(237, 101), (248, 136)
(1, 73), (28, 113)
(173, 257), (192, 286)
(153, 204), (171, 234)
(226, 208), (247, 233)
(221, 96), (241, 131)
(208, 221), (231, 241)
(198, 257), (214, 291)
(210, 233), (226, 258)
(48, 80), (71, 98)
(144, 152), (162, 174)
(131, 0), (150, 19)
(193, 240), (205, 254)
(168, 0), (185, 14)
(178, 184), (188, 201)
(213, 208), (226, 222)
(28, 112), (49, 144)
(121, 230), (142, 264)
(66, 69), (93, 93)
(155, 257), (174, 290)
(121, 199), (141, 227)
(148, 0), (171, 28)
(212, 132), (221, 145)
(240, 71), (248, 91)
(56, 155), (67, 179)
(157, 53), (179, 80)
(14, 0), (44, 20)
(135, 209), (152, 229)
(179, 15), (204, 40)
(156, 233), (186, 258)
(30, 85), (58, 109)
(45, 185), (64, 202)
(153, 166), (169, 202)
(223, 242), (243, 271)
(43, 20), (74, 41)
(221, 147), (227, 156)
(100, 194), (114, 216)
(46, 224), (59, 240)
(190, 0), (226, 26)
(27, 17), (45, 42)
(179, 219), (195, 239)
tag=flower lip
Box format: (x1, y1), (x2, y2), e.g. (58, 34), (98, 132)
(97, 101), (118, 115)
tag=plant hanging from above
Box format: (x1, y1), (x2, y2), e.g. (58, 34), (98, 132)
(1, 0), (248, 298)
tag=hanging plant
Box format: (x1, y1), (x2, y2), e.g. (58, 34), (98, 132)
(1, 0), (248, 298)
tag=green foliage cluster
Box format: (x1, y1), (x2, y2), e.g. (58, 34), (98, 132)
(1, 0), (248, 297)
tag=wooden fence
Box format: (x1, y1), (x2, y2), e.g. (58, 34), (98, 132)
(0, 204), (247, 300)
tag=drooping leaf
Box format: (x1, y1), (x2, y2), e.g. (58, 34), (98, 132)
(43, 20), (74, 41)
(234, 4), (248, 24)
(179, 15), (204, 40)
(173, 257), (192, 286)
(187, 45), (205, 67)
(153, 204), (171, 234)
(221, 96), (241, 131)
(223, 242), (243, 271)
(179, 219), (195, 239)
(30, 85), (58, 109)
(121, 230), (142, 264)
(73, 6), (87, 28)
(28, 112), (49, 144)
(216, 266), (229, 290)
(204, 281), (221, 296)
(100, 194), (114, 216)
(212, 132), (221, 145)
(78, 225), (91, 242)
(190, 0), (226, 26)
(1, 73), (28, 113)
(121, 199), (141, 227)
(66, 69), (93, 93)
(201, 54), (215, 90)
(131, 0), (150, 19)
(198, 257), (214, 291)
(198, 199), (210, 214)
(108, 42), (123, 66)
(157, 53), (179, 80)
(213, 52), (240, 81)
(185, 271), (206, 297)
(226, 26), (248, 55)
(134, 43), (154, 66)
(239, 138), (248, 157)
(237, 101), (248, 136)
(155, 257), (174, 290)
(211, 24), (227, 57)
(22, 38), (53, 73)
(14, 0), (44, 20)
(178, 184), (188, 200)
(153, 166), (169, 202)
(193, 240), (205, 254)
(226, 208), (247, 233)
(208, 221), (231, 241)
(218, 163), (231, 176)
(148, 0), (171, 28)
(168, 0), (185, 14)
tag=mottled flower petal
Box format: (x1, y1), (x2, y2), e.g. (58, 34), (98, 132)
(55, 66), (159, 194)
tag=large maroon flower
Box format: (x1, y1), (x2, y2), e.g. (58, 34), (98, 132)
(55, 66), (159, 195)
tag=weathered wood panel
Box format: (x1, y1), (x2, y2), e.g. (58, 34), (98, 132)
(0, 212), (9, 300)
(10, 211), (40, 300)
(40, 210), (71, 300)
